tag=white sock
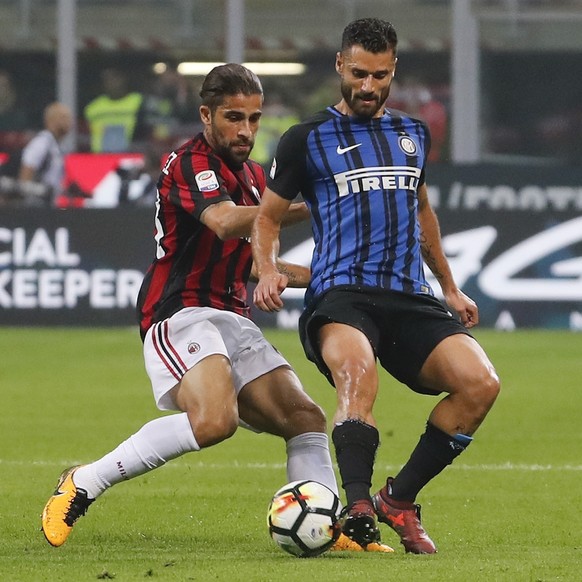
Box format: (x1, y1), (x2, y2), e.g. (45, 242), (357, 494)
(286, 432), (338, 496)
(73, 413), (199, 499)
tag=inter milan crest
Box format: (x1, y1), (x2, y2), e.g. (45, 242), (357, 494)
(398, 135), (417, 156)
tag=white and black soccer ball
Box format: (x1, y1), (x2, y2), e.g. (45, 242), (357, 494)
(267, 480), (342, 557)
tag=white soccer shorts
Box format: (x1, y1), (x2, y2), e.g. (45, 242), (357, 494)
(143, 306), (290, 411)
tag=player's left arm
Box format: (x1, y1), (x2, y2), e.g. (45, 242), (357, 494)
(417, 183), (479, 328)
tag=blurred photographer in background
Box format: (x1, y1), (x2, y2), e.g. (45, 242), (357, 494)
(0, 102), (72, 206)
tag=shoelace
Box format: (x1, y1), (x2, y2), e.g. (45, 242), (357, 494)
(64, 491), (93, 526)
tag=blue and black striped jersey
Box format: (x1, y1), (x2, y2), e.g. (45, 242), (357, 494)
(267, 106), (434, 305)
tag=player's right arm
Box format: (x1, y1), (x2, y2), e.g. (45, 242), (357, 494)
(201, 201), (261, 240)
(253, 121), (312, 311)
(162, 145), (307, 242)
(201, 199), (308, 241)
(252, 188), (293, 312)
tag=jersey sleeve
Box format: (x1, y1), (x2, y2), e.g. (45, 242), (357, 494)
(266, 123), (308, 201)
(419, 119), (431, 186)
(160, 148), (232, 219)
(21, 133), (49, 170)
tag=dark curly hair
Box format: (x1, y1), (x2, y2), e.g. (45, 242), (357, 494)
(341, 17), (398, 54)
(199, 63), (263, 112)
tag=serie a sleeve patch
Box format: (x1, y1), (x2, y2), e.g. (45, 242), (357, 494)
(195, 170), (220, 192)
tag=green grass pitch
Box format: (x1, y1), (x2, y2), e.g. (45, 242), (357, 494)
(1, 327), (581, 581)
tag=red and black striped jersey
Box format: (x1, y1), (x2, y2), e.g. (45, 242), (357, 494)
(137, 133), (265, 338)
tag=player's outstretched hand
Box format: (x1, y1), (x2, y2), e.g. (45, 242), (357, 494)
(253, 272), (288, 312)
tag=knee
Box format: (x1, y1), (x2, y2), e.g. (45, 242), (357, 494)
(481, 366), (501, 406)
(284, 400), (327, 437)
(187, 406), (239, 448)
(300, 400), (327, 431)
(464, 365), (501, 415)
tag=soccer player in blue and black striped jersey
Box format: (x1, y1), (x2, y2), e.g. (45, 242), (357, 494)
(253, 18), (500, 554)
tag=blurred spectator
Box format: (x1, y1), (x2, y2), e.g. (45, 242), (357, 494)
(0, 69), (33, 152)
(533, 107), (582, 163)
(84, 67), (144, 153)
(0, 69), (30, 131)
(387, 76), (448, 162)
(137, 65), (198, 149)
(119, 147), (161, 207)
(300, 74), (339, 117)
(0, 102), (72, 206)
(19, 102), (73, 205)
(81, 147), (162, 208)
(251, 91), (299, 167)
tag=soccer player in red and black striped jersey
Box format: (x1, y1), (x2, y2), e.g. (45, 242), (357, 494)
(253, 19), (500, 553)
(42, 64), (390, 552)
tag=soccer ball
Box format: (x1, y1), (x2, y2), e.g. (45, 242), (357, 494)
(267, 480), (342, 557)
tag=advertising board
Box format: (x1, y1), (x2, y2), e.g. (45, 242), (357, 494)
(1, 164), (580, 329)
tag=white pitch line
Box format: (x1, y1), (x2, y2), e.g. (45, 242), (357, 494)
(1, 459), (581, 471)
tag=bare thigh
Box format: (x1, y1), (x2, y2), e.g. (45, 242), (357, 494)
(417, 334), (500, 435)
(237, 366), (326, 440)
(417, 334), (497, 394)
(169, 354), (239, 447)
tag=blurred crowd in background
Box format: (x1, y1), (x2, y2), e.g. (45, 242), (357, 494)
(1, 46), (581, 207)
(0, 62), (453, 163)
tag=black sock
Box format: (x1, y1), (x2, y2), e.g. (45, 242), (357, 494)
(332, 419), (379, 506)
(390, 422), (472, 502)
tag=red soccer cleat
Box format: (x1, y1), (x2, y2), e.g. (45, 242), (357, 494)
(372, 478), (437, 554)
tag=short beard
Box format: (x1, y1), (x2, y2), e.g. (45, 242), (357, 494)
(340, 81), (388, 118)
(216, 143), (247, 167)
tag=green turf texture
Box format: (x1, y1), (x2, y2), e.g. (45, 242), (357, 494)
(1, 327), (581, 581)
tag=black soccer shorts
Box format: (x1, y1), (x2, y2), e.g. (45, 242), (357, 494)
(298, 285), (472, 395)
